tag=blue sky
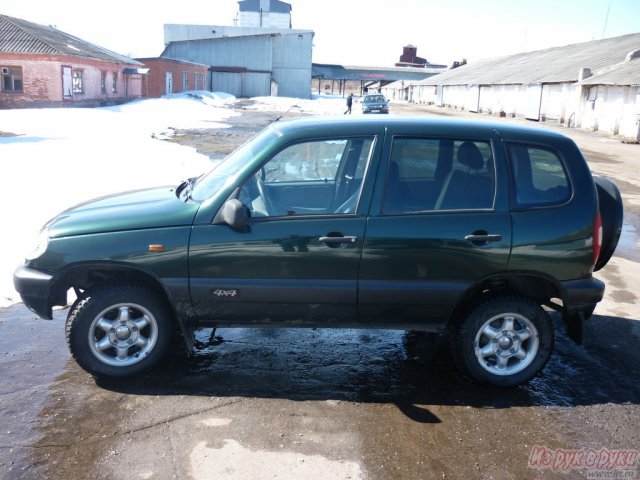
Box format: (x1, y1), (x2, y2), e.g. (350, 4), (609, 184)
(2, 0), (639, 66)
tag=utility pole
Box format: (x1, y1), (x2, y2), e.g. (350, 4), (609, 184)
(602, 0), (612, 38)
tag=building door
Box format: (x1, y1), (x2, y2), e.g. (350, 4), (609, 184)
(525, 84), (543, 120)
(635, 91), (640, 141)
(165, 72), (173, 95)
(212, 72), (242, 97)
(436, 85), (444, 107)
(62, 66), (72, 100)
(467, 85), (480, 112)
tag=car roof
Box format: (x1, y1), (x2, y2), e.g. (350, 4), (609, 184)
(271, 115), (570, 142)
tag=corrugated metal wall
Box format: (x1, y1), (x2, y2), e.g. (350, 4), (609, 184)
(243, 72), (271, 97)
(162, 32), (312, 99)
(211, 72), (242, 96)
(164, 36), (273, 72)
(271, 33), (312, 98)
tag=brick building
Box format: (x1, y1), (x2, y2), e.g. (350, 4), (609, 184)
(136, 57), (209, 98)
(0, 14), (147, 109)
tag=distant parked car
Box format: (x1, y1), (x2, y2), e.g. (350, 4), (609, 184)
(362, 94), (389, 114)
(14, 116), (623, 386)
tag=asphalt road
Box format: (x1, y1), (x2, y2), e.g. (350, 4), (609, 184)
(1, 101), (639, 480)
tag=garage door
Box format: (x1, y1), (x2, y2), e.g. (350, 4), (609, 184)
(212, 72), (242, 96)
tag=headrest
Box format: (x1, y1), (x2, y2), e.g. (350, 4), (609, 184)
(457, 141), (484, 170)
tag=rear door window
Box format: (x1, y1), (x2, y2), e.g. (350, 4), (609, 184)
(382, 137), (495, 213)
(507, 144), (571, 207)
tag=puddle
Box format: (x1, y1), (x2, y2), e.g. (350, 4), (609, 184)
(0, 306), (70, 478)
(617, 222), (639, 263)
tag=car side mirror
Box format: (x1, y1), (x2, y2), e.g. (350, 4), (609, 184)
(217, 199), (250, 232)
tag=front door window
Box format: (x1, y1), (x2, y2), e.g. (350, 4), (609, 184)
(239, 137), (374, 218)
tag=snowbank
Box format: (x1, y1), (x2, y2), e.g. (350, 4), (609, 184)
(161, 90), (237, 107)
(0, 96), (236, 307)
(247, 95), (347, 116)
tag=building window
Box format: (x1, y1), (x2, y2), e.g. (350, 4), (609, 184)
(101, 71), (106, 94)
(182, 71), (189, 91)
(1, 66), (23, 92)
(112, 72), (118, 93)
(194, 73), (200, 91)
(72, 69), (84, 94)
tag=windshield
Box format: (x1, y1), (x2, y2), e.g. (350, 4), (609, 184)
(364, 95), (384, 103)
(190, 127), (278, 202)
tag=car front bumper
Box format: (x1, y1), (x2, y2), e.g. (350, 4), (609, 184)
(362, 107), (389, 113)
(13, 265), (55, 319)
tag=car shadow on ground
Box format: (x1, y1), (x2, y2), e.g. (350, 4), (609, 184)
(95, 314), (640, 422)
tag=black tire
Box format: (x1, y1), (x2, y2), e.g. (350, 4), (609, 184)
(453, 296), (553, 386)
(65, 284), (173, 377)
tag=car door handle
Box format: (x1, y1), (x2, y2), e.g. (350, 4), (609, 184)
(319, 236), (358, 245)
(464, 233), (502, 244)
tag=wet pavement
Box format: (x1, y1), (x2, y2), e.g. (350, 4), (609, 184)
(2, 103), (640, 480)
(1, 304), (639, 479)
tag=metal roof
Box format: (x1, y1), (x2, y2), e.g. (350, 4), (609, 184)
(136, 57), (208, 68)
(238, 0), (291, 13)
(381, 79), (415, 90)
(0, 14), (143, 65)
(313, 63), (446, 82)
(581, 56), (640, 86)
(416, 33), (640, 86)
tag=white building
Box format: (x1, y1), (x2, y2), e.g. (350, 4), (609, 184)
(237, 0), (292, 29)
(163, 0), (312, 99)
(410, 33), (640, 141)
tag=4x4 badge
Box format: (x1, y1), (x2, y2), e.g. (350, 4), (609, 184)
(211, 288), (239, 298)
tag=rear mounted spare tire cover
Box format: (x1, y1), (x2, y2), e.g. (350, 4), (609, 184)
(594, 176), (623, 271)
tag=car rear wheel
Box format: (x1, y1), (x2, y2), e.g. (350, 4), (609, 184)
(454, 296), (553, 386)
(65, 284), (173, 377)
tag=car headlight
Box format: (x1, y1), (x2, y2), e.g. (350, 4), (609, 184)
(25, 229), (49, 261)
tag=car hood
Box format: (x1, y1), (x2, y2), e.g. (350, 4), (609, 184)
(46, 186), (200, 238)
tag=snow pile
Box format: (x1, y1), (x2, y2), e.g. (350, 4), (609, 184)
(106, 95), (240, 135)
(0, 96), (236, 307)
(162, 90), (237, 107)
(247, 95), (348, 116)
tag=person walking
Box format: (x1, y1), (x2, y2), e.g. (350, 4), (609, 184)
(344, 93), (353, 114)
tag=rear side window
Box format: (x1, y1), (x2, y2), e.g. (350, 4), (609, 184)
(383, 137), (495, 213)
(507, 144), (571, 207)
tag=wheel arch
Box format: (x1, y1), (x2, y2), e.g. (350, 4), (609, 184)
(447, 272), (563, 329)
(54, 262), (197, 348)
(54, 262), (168, 300)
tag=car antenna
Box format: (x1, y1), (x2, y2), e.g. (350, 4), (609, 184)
(273, 105), (296, 122)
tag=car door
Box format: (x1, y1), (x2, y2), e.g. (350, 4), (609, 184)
(189, 134), (380, 325)
(358, 133), (512, 329)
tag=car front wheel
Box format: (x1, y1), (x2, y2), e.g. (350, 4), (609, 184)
(454, 296), (553, 386)
(65, 284), (173, 377)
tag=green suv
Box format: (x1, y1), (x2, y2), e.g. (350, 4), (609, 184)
(14, 117), (622, 386)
